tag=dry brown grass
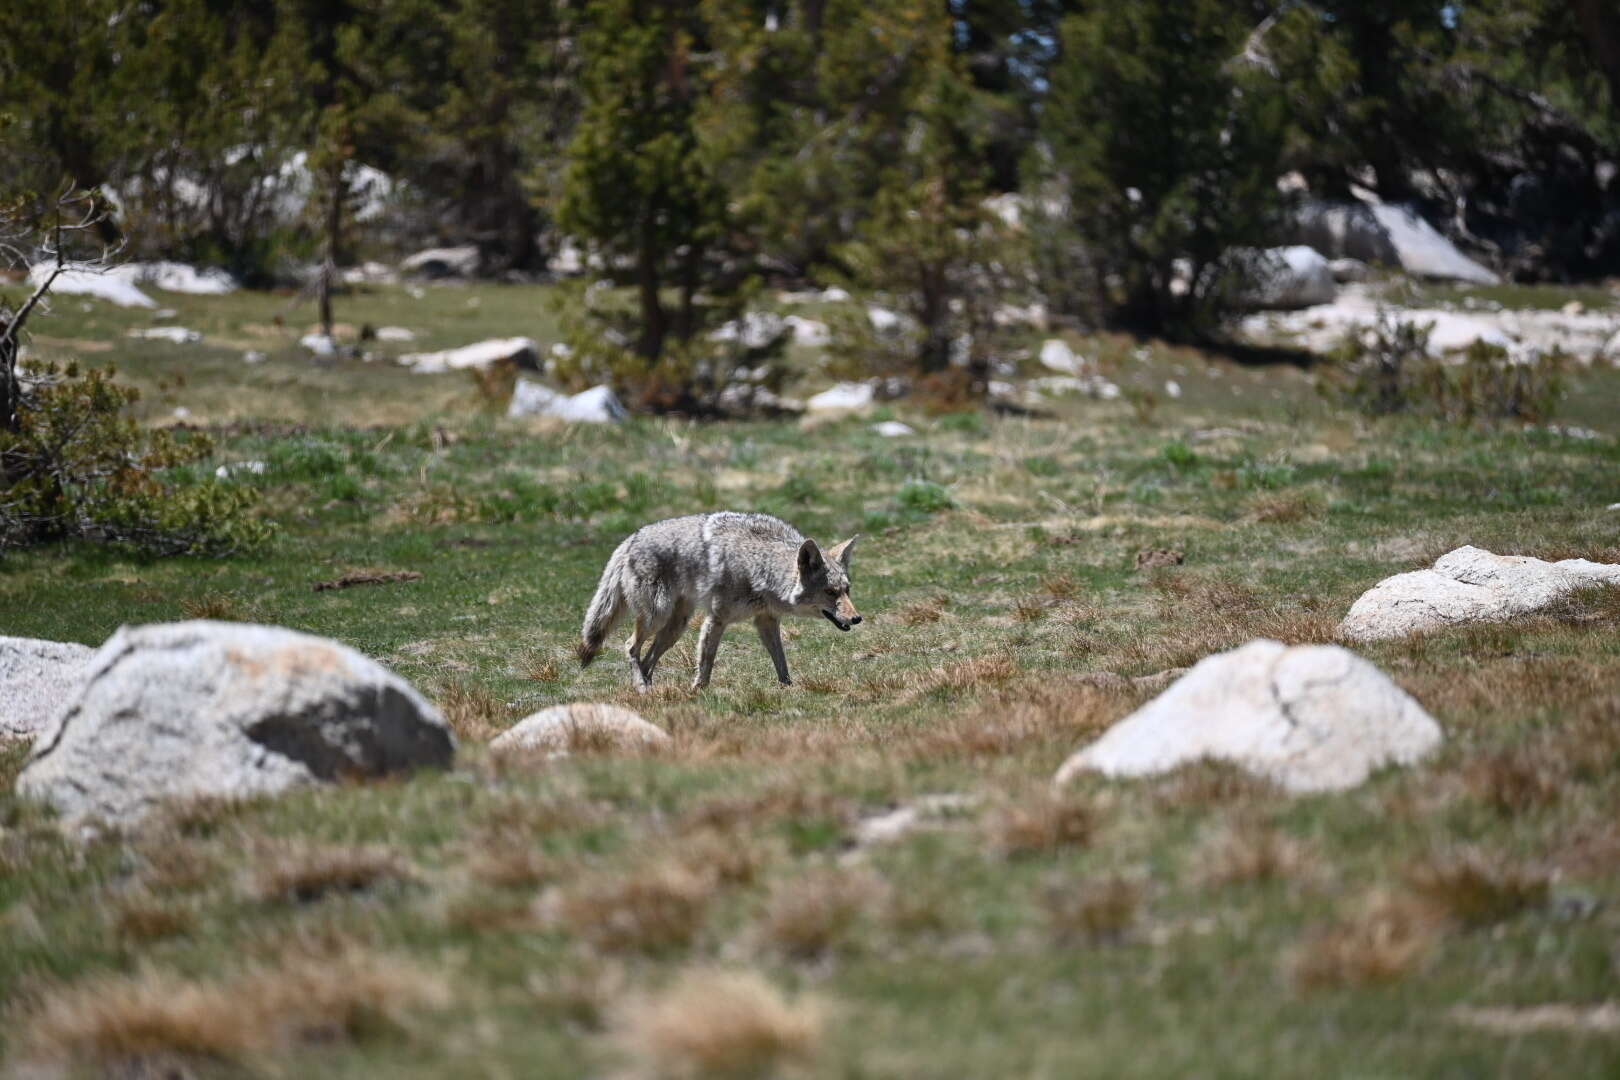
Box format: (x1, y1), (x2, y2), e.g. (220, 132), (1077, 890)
(1290, 891), (1443, 989)
(755, 867), (883, 960)
(548, 860), (716, 954)
(897, 654), (1018, 705)
(109, 893), (195, 945)
(987, 790), (1098, 860)
(179, 591), (243, 620)
(18, 946), (449, 1071)
(463, 844), (562, 890)
(675, 828), (771, 889)
(249, 843), (416, 904)
(135, 842), (220, 894)
(1242, 489), (1323, 524)
(1150, 762), (1284, 809)
(520, 649), (563, 683)
(528, 955), (627, 1031)
(1461, 746), (1563, 816)
(1405, 848), (1550, 929)
(894, 594), (949, 626)
(436, 677), (517, 741)
(1195, 819), (1314, 887)
(612, 967), (822, 1080)
(915, 680), (1126, 762)
(1040, 572), (1082, 601)
(1043, 874), (1142, 944)
(1011, 593), (1049, 623)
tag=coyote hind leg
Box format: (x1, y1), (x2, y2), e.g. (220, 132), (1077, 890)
(625, 614), (653, 691)
(639, 599), (693, 688)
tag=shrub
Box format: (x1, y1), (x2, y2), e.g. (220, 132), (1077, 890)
(0, 362), (269, 555)
(897, 479), (953, 514)
(1325, 313), (1565, 423)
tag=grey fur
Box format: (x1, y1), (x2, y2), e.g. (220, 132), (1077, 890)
(579, 512), (861, 691)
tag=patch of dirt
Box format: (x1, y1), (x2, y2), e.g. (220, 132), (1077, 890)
(313, 570), (424, 592)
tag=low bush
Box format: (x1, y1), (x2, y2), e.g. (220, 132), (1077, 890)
(1325, 313), (1565, 424)
(0, 362), (269, 555)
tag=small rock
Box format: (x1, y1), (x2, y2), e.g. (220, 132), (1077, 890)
(399, 337), (539, 373)
(807, 381), (876, 413)
(507, 379), (626, 423)
(1164, 379), (1182, 399)
(1235, 245), (1337, 309)
(1339, 545), (1620, 641)
(851, 794), (979, 848)
(1561, 300), (1585, 316)
(153, 308), (178, 320)
(819, 286), (850, 302)
(872, 420), (915, 437)
(785, 315), (830, 347)
(127, 327), (201, 344)
(1055, 639), (1441, 793)
(868, 306), (906, 334)
(1, 637), (96, 743)
(1038, 338), (1084, 375)
(490, 703), (667, 757)
(171, 407), (192, 420)
(1328, 257), (1369, 283)
(214, 460), (267, 479)
(400, 245), (480, 278)
(242, 350), (268, 365)
(17, 621), (453, 827)
(375, 326), (415, 342)
(300, 333), (337, 357)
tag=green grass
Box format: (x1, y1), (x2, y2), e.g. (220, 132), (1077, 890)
(3, 279), (1620, 1076)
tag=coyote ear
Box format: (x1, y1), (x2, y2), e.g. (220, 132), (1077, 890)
(826, 535), (859, 570)
(797, 538), (824, 576)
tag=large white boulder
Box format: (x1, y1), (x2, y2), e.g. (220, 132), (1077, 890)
(1054, 639), (1441, 793)
(490, 703), (668, 757)
(1340, 546), (1620, 642)
(1236, 246), (1337, 309)
(0, 637), (95, 743)
(399, 337), (539, 373)
(16, 621), (453, 826)
(507, 379), (626, 423)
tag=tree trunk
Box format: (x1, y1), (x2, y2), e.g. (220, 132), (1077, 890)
(636, 215), (668, 364)
(318, 158), (345, 340)
(1571, 0), (1620, 114)
(1, 312), (18, 435)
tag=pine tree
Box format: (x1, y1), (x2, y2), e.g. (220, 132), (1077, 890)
(1038, 0), (1286, 337)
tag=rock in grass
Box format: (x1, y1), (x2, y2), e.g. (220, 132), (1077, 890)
(506, 379), (626, 423)
(17, 621), (453, 826)
(1339, 545), (1620, 642)
(490, 703), (668, 757)
(1054, 639), (1440, 793)
(0, 637), (96, 743)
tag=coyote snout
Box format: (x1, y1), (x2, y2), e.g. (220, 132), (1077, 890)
(578, 512), (862, 690)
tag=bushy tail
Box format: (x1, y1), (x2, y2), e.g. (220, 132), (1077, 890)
(578, 546), (629, 667)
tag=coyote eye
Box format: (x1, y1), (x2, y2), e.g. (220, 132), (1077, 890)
(826, 589), (839, 599)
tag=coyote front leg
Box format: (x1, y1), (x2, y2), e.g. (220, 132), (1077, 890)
(755, 616), (791, 686)
(692, 614), (724, 691)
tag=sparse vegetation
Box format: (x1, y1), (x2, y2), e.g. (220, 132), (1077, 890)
(1, 277), (1619, 1076)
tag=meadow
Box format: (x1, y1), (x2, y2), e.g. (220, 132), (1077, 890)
(3, 278), (1619, 1077)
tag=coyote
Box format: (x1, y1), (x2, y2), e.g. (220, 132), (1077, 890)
(579, 511), (861, 691)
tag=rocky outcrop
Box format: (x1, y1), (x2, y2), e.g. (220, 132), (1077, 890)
(1055, 639), (1441, 793)
(17, 621), (453, 826)
(1340, 546), (1620, 641)
(0, 637), (95, 742)
(1236, 246), (1338, 309)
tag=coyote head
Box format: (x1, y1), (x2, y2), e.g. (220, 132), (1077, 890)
(794, 536), (862, 631)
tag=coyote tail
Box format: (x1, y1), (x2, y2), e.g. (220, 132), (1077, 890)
(578, 546), (629, 667)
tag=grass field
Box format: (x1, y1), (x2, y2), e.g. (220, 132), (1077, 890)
(3, 278), (1620, 1077)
